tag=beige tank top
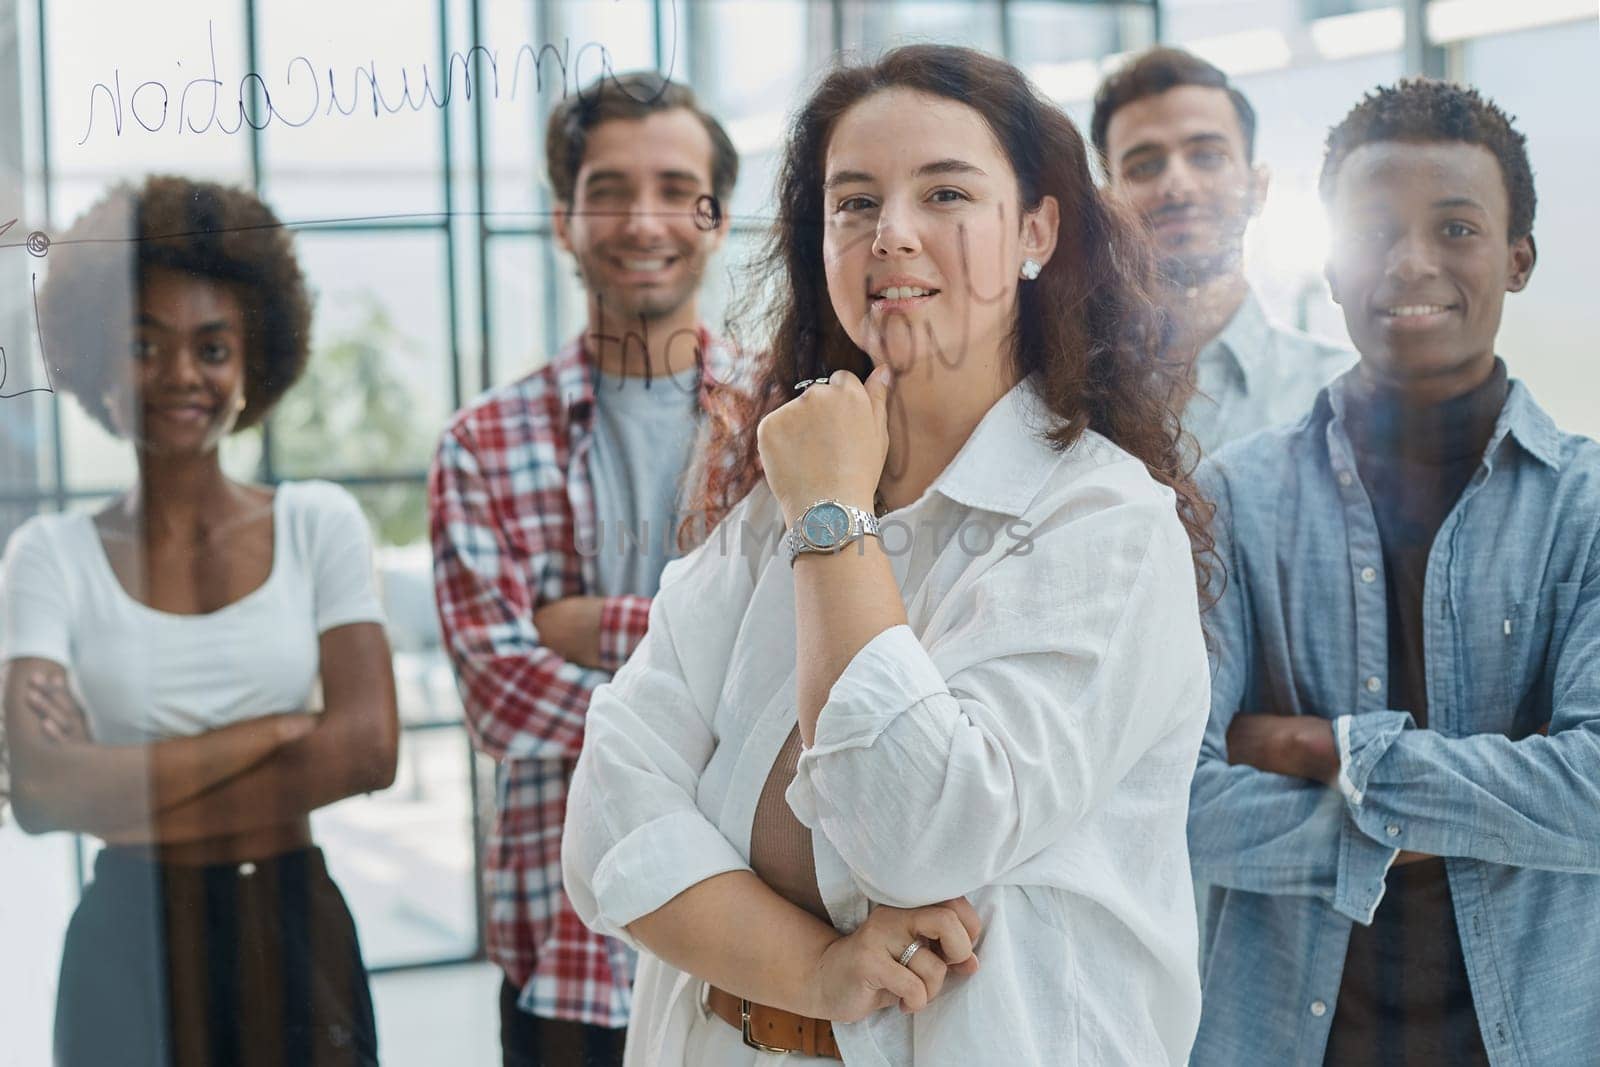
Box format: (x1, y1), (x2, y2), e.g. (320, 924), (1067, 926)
(748, 725), (830, 922)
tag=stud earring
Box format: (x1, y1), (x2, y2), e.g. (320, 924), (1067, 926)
(1020, 259), (1042, 281)
(235, 393), (248, 413)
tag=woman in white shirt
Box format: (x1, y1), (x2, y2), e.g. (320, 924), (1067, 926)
(563, 45), (1214, 1066)
(1, 176), (398, 1066)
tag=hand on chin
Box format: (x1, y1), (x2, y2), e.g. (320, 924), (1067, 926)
(757, 365), (894, 524)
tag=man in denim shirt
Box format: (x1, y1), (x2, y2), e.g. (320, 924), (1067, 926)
(1191, 80), (1600, 1066)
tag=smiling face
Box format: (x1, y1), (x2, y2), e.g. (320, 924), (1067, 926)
(553, 108), (728, 326)
(1325, 139), (1535, 402)
(1104, 85), (1265, 288)
(821, 88), (1056, 380)
(106, 265), (250, 457)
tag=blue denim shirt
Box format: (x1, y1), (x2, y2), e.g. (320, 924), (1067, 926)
(1190, 371), (1600, 1067)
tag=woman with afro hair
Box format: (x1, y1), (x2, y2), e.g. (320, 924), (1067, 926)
(1, 175), (398, 1066)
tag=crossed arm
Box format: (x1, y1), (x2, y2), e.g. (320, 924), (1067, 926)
(1223, 712), (1435, 867)
(4, 621), (399, 843)
(562, 505), (980, 1023)
(1190, 470), (1594, 910)
(427, 422), (651, 765)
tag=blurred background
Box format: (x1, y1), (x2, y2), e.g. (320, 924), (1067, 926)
(1, 1), (1595, 1063)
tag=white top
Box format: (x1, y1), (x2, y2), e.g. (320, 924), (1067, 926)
(562, 379), (1211, 1066)
(0, 480), (385, 745)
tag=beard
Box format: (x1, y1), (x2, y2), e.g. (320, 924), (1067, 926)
(575, 244), (706, 325)
(606, 281), (695, 322)
(1149, 193), (1253, 291)
(1156, 243), (1243, 290)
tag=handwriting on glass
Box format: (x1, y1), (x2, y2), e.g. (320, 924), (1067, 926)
(75, 8), (681, 145)
(0, 217), (54, 399)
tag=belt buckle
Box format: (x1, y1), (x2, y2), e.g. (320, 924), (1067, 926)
(739, 998), (792, 1055)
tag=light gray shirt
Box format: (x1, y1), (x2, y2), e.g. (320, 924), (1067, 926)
(588, 365), (702, 599)
(1185, 289), (1354, 459)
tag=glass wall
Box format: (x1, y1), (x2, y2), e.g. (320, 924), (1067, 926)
(1459, 17), (1600, 438)
(3, 4), (1166, 1063)
(1, 1), (1595, 1064)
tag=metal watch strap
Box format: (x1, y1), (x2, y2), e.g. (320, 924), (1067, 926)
(784, 500), (881, 566)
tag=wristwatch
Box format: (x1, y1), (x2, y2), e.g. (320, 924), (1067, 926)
(783, 499), (881, 567)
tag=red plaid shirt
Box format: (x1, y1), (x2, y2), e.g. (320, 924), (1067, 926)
(429, 329), (741, 1026)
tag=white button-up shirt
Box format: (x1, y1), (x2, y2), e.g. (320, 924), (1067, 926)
(563, 378), (1211, 1066)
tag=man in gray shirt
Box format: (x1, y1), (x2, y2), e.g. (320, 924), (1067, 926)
(429, 70), (739, 1067)
(1092, 47), (1351, 457)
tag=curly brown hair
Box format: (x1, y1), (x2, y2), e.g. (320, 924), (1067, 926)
(689, 45), (1215, 599)
(39, 174), (312, 437)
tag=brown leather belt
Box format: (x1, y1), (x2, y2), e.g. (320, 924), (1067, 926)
(706, 985), (843, 1059)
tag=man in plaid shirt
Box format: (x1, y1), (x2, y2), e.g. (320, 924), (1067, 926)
(429, 71), (740, 1066)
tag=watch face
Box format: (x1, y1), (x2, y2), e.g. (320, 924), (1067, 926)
(801, 502), (851, 549)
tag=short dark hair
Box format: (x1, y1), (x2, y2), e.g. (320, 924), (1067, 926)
(39, 175), (312, 437)
(545, 70), (739, 207)
(1319, 78), (1536, 241)
(1091, 47), (1257, 164)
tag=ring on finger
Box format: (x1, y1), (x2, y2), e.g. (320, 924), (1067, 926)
(897, 938), (927, 968)
(793, 377), (831, 391)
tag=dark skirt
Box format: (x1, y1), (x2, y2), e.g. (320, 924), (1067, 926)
(54, 846), (378, 1067)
